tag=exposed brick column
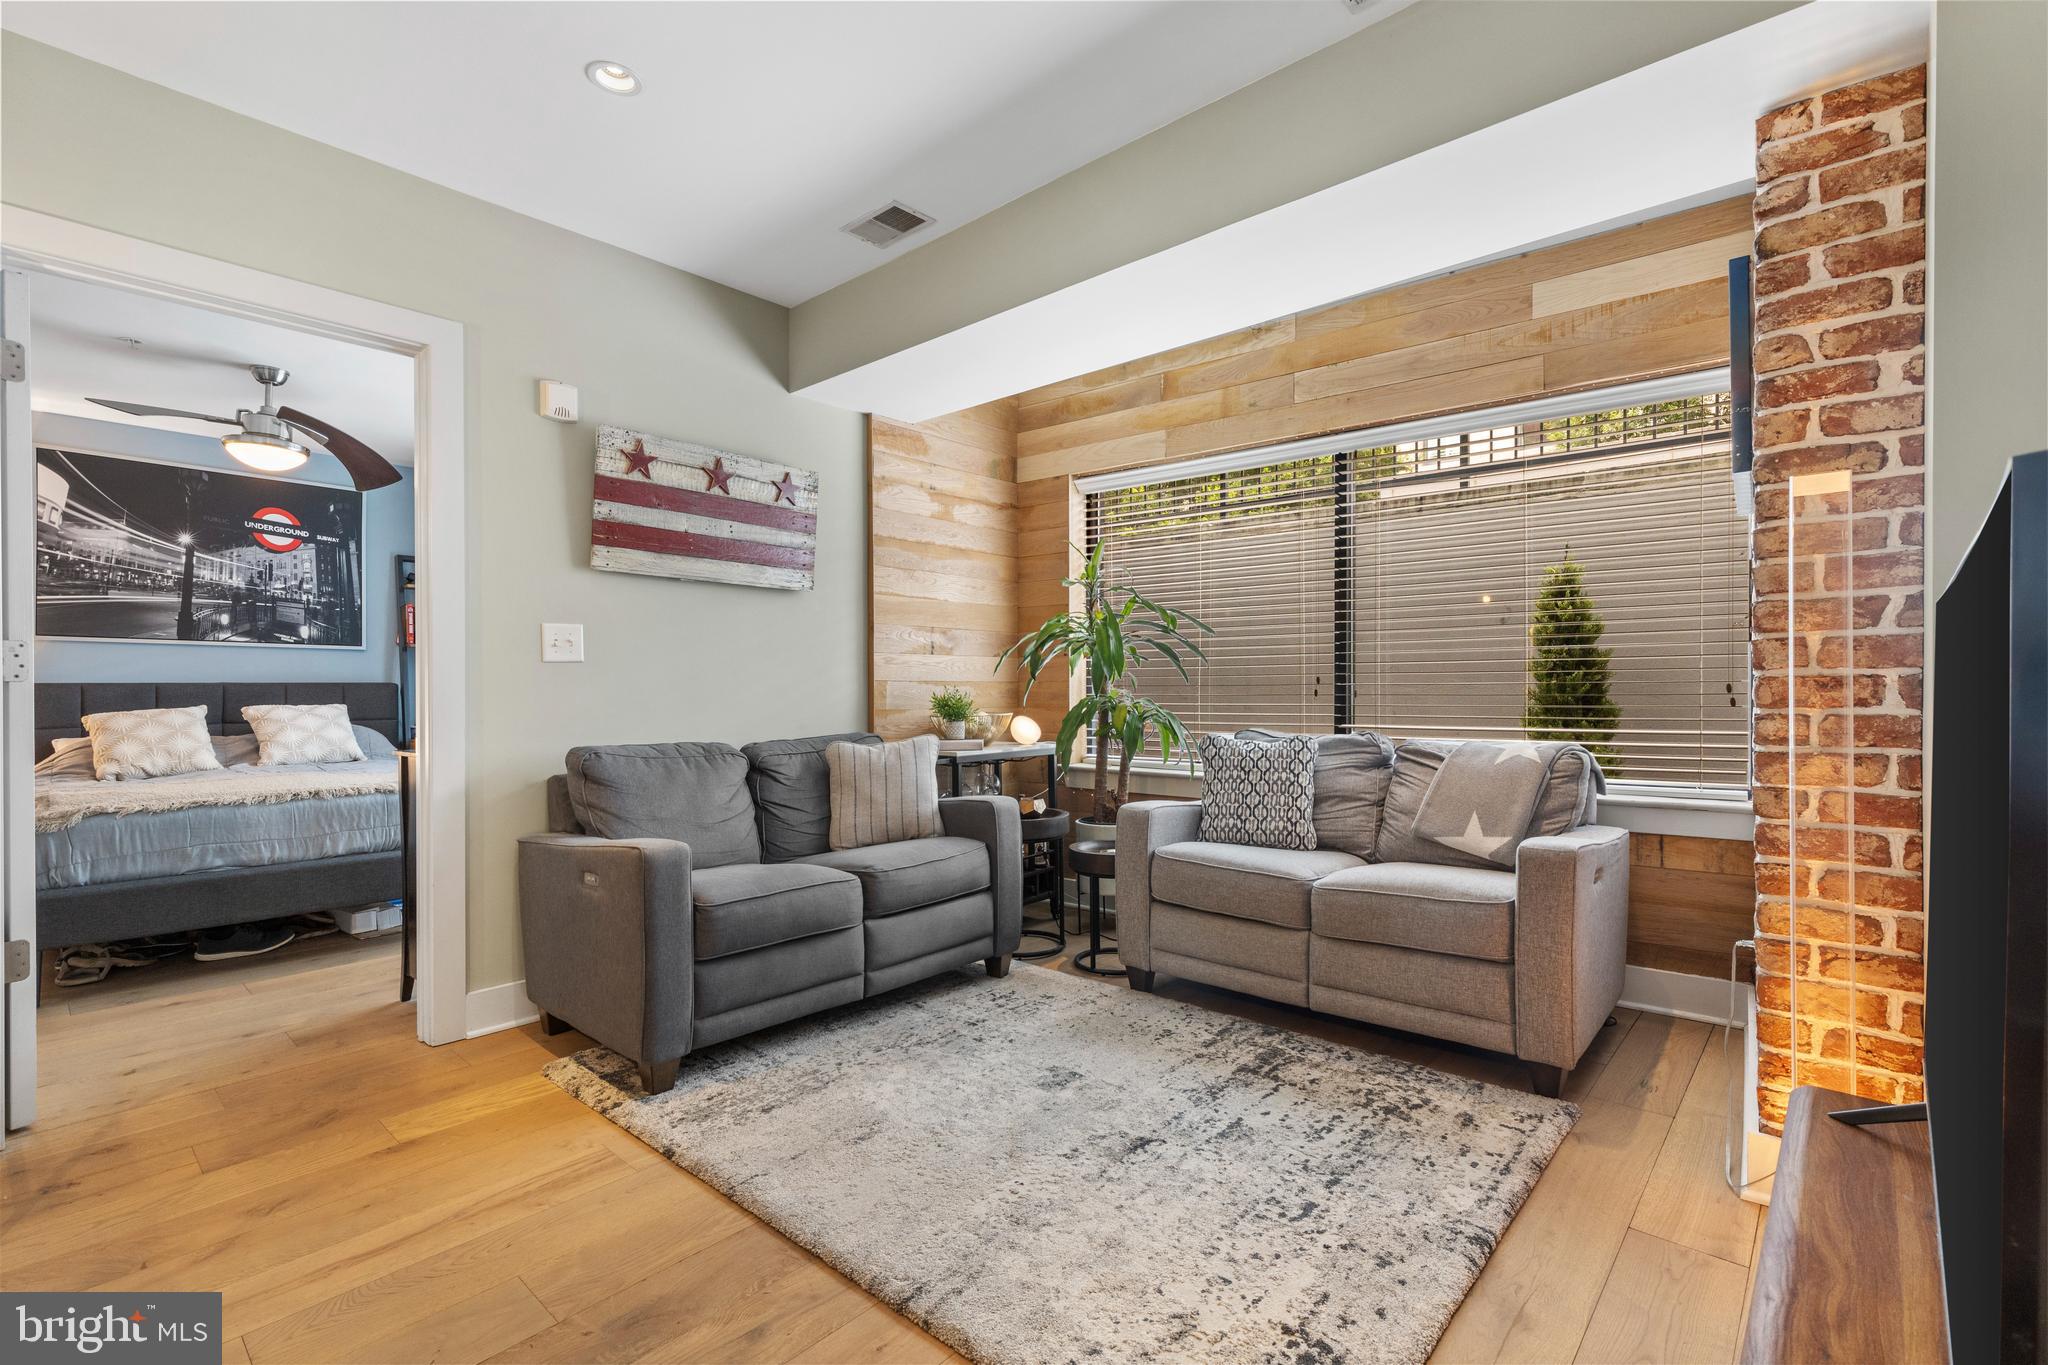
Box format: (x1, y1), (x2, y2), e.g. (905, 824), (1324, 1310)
(1749, 65), (1928, 1133)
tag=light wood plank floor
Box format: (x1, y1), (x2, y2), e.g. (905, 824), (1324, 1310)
(2, 926), (1760, 1363)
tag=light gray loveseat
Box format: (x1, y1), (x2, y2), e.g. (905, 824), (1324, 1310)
(1116, 736), (1628, 1096)
(518, 733), (1021, 1093)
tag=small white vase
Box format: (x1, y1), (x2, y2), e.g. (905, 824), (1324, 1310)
(941, 720), (966, 740)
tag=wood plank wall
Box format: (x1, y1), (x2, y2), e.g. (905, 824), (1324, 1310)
(868, 401), (1022, 739)
(869, 197), (1758, 977)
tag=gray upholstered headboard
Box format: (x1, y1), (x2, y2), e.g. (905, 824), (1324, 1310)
(34, 682), (401, 761)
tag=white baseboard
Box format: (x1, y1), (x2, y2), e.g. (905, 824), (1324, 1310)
(464, 979), (538, 1038)
(1619, 963), (1742, 1026)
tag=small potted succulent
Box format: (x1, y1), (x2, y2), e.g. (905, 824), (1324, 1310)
(929, 686), (977, 740)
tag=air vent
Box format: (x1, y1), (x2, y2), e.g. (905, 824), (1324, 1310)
(842, 201), (934, 249)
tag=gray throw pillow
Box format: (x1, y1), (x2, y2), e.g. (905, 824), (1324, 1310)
(825, 735), (943, 850)
(565, 742), (761, 867)
(352, 725), (398, 759)
(1237, 729), (1394, 857)
(1197, 733), (1318, 850)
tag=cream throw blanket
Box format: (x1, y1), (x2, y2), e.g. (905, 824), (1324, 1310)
(36, 764), (397, 832)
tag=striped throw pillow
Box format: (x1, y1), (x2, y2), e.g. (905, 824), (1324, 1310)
(826, 735), (943, 850)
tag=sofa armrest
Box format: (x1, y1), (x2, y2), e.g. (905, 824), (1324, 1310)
(1114, 800), (1204, 971)
(517, 833), (694, 1067)
(1513, 824), (1630, 1071)
(940, 795), (1022, 955)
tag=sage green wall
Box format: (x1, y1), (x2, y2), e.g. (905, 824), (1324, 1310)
(1, 36), (869, 992)
(1928, 0), (2048, 588)
(788, 0), (1793, 391)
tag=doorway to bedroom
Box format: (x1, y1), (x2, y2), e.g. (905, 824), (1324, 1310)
(1, 214), (469, 1140)
(24, 272), (418, 1071)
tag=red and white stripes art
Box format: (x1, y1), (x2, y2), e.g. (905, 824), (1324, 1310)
(588, 425), (819, 591)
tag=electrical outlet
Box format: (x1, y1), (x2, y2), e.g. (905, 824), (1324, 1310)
(541, 623), (584, 662)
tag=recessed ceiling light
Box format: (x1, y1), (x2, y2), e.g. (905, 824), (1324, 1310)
(585, 60), (640, 96)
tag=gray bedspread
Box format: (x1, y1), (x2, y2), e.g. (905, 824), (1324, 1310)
(36, 758), (401, 890)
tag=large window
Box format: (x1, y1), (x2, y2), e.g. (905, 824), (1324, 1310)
(1083, 376), (1750, 793)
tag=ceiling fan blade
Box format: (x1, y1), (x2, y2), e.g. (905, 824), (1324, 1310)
(88, 397), (237, 425)
(277, 406), (403, 491)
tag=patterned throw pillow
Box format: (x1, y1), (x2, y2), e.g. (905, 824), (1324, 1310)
(78, 705), (224, 782)
(241, 704), (367, 765)
(1197, 732), (1318, 850)
(826, 734), (943, 850)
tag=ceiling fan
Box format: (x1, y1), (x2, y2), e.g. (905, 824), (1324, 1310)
(89, 364), (403, 491)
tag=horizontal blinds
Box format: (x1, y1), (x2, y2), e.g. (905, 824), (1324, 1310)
(1088, 457), (1339, 740)
(1087, 391), (1750, 790)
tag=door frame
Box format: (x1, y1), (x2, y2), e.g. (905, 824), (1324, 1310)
(1, 207), (470, 1049)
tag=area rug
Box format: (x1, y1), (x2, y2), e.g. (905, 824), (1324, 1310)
(545, 966), (1576, 1364)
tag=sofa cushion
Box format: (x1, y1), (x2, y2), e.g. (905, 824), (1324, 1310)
(743, 732), (880, 862)
(691, 862), (863, 959)
(1196, 732), (1318, 850)
(1151, 841), (1365, 930)
(566, 742), (761, 867)
(1238, 729), (1395, 857)
(801, 836), (989, 917)
(1311, 862), (1518, 962)
(1374, 739), (1597, 869)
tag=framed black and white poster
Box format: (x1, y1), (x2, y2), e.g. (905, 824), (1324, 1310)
(34, 447), (366, 648)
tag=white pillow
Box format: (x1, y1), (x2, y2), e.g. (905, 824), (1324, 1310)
(78, 705), (225, 782)
(35, 737), (97, 779)
(241, 703), (367, 765)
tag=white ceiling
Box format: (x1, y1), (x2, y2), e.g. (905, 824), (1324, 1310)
(27, 270), (417, 464)
(798, 1), (1932, 420)
(0, 0), (1383, 308)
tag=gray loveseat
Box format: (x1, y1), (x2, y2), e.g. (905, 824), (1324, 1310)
(1116, 736), (1628, 1095)
(518, 733), (1021, 1093)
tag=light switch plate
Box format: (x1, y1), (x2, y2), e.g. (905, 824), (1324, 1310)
(541, 622), (584, 662)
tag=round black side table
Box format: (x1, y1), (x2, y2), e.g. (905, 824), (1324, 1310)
(1016, 810), (1071, 960)
(1067, 840), (1124, 977)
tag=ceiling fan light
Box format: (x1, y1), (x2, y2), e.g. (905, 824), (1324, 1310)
(222, 431), (311, 473)
(585, 60), (640, 95)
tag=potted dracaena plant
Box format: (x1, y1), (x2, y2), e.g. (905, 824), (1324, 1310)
(998, 543), (1212, 843)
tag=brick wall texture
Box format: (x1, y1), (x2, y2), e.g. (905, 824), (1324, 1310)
(1750, 64), (1929, 1134)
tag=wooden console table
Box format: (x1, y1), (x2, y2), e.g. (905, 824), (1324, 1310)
(1741, 1085), (1947, 1363)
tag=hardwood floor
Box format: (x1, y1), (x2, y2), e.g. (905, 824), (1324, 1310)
(2, 927), (1759, 1363)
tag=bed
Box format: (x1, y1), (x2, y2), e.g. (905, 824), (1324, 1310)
(33, 682), (405, 949)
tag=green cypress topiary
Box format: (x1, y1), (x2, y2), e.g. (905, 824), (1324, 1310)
(1523, 551), (1621, 772)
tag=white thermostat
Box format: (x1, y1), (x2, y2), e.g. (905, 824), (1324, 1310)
(537, 379), (579, 423)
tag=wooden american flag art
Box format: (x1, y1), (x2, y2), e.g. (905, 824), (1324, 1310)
(589, 425), (819, 591)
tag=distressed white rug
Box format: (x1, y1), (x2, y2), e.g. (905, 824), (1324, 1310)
(545, 965), (1575, 1364)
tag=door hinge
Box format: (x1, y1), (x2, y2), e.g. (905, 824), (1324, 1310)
(0, 338), (22, 383)
(3, 941), (29, 986)
(1, 641), (25, 684)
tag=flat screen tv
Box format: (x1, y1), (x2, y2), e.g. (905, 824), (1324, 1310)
(1927, 448), (2046, 1363)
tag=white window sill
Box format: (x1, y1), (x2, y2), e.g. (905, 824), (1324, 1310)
(1065, 764), (1756, 842)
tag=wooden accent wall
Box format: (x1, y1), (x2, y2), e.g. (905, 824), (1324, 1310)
(1011, 195), (1752, 483)
(868, 400), (1020, 739)
(869, 197), (1761, 978)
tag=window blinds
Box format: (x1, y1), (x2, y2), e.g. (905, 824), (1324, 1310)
(1085, 388), (1750, 792)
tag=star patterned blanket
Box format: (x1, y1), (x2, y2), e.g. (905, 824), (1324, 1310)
(1411, 740), (1598, 867)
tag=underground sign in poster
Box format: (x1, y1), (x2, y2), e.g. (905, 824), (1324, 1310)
(34, 447), (365, 648)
